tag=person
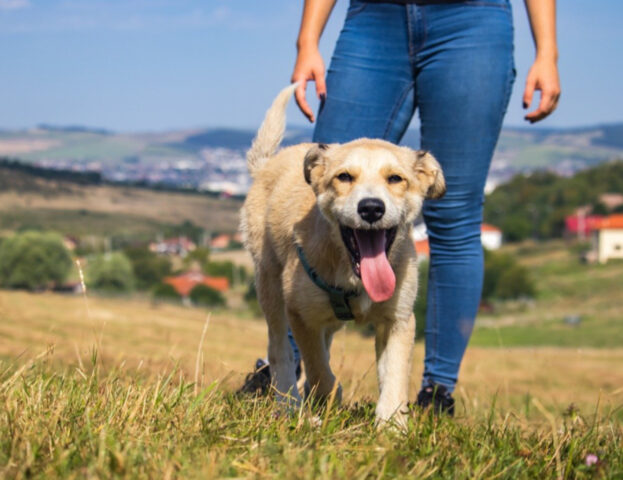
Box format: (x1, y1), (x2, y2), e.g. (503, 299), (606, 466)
(239, 0), (560, 414)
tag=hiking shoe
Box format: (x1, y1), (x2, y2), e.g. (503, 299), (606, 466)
(416, 382), (455, 416)
(237, 358), (271, 396)
(236, 359), (303, 397)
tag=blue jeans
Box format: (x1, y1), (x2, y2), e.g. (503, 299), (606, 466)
(290, 0), (515, 392)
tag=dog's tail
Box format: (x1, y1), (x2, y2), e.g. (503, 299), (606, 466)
(247, 83), (298, 175)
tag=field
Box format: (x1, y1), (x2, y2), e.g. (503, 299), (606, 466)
(472, 241), (623, 349)
(2, 237), (623, 478)
(0, 167), (242, 236)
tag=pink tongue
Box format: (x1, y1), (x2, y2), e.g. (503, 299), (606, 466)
(354, 230), (396, 303)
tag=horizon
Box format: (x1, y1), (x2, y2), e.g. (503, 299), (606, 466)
(1, 0), (622, 131)
(2, 120), (623, 136)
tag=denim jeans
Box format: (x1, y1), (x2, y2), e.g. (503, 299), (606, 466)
(289, 0), (515, 392)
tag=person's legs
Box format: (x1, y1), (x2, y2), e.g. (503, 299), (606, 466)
(413, 0), (516, 392)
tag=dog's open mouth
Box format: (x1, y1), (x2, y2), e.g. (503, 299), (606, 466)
(340, 226), (397, 303)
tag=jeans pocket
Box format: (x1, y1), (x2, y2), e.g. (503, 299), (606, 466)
(345, 1), (368, 20)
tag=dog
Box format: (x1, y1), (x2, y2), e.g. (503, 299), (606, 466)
(240, 84), (445, 426)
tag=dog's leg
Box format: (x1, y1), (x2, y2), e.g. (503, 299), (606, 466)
(374, 314), (415, 428)
(257, 267), (301, 405)
(290, 313), (342, 403)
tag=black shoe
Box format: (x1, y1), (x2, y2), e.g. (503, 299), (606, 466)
(237, 359), (271, 396)
(236, 359), (302, 397)
(416, 382), (455, 416)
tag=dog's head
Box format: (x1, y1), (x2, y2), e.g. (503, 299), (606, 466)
(304, 138), (445, 302)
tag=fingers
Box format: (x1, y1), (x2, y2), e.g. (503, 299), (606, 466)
(293, 78), (314, 123)
(315, 72), (327, 100)
(523, 77), (536, 112)
(523, 61), (561, 123)
(524, 85), (560, 123)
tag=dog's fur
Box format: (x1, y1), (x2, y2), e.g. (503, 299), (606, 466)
(240, 84), (445, 426)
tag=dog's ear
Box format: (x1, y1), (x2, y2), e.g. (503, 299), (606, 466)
(304, 143), (329, 186)
(414, 150), (446, 199)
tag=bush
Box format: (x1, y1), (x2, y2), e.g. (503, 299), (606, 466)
(189, 284), (226, 308)
(495, 264), (536, 300)
(152, 282), (182, 303)
(0, 231), (72, 290)
(483, 250), (536, 301)
(124, 246), (172, 290)
(87, 252), (135, 293)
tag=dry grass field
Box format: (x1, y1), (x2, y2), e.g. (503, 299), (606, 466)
(1, 290), (621, 417)
(0, 167), (242, 235)
(1, 289), (622, 478)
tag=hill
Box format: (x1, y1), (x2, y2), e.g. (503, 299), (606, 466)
(1, 123), (622, 192)
(0, 165), (242, 237)
(484, 159), (623, 241)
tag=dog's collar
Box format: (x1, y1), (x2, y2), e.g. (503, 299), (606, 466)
(295, 244), (358, 321)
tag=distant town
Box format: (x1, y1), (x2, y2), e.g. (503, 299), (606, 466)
(2, 123), (622, 196)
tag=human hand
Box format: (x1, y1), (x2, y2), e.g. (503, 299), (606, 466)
(523, 57), (561, 123)
(291, 45), (326, 122)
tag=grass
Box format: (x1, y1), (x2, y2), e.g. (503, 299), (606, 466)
(1, 356), (621, 479)
(0, 288), (622, 478)
(1, 240), (623, 477)
(472, 241), (623, 348)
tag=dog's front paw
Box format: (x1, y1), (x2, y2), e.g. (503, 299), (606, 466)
(375, 403), (409, 431)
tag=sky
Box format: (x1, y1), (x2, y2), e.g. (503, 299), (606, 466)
(0, 0), (622, 132)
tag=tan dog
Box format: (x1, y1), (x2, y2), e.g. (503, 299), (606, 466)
(240, 84), (445, 426)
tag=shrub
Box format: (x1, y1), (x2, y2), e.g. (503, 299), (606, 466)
(152, 282), (182, 303)
(189, 284), (226, 308)
(483, 250), (536, 301)
(87, 252), (135, 293)
(495, 264), (536, 300)
(0, 231), (72, 290)
(124, 246), (172, 290)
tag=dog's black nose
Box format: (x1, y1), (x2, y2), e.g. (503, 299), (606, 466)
(358, 198), (385, 223)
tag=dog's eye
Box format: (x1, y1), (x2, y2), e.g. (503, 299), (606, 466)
(337, 172), (353, 182)
(387, 174), (403, 184)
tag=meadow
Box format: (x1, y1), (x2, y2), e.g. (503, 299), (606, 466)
(1, 237), (623, 478)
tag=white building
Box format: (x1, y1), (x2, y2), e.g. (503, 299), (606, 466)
(481, 223), (503, 250)
(594, 215), (623, 264)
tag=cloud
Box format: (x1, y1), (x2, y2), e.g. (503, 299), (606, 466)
(0, 0), (30, 10)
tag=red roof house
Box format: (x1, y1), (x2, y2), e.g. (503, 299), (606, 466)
(164, 272), (229, 297)
(565, 215), (604, 236)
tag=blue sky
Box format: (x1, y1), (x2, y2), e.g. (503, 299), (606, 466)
(0, 0), (621, 132)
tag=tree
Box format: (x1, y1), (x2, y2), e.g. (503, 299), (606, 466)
(183, 247), (211, 272)
(87, 252), (135, 293)
(124, 246), (172, 290)
(0, 231), (72, 290)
